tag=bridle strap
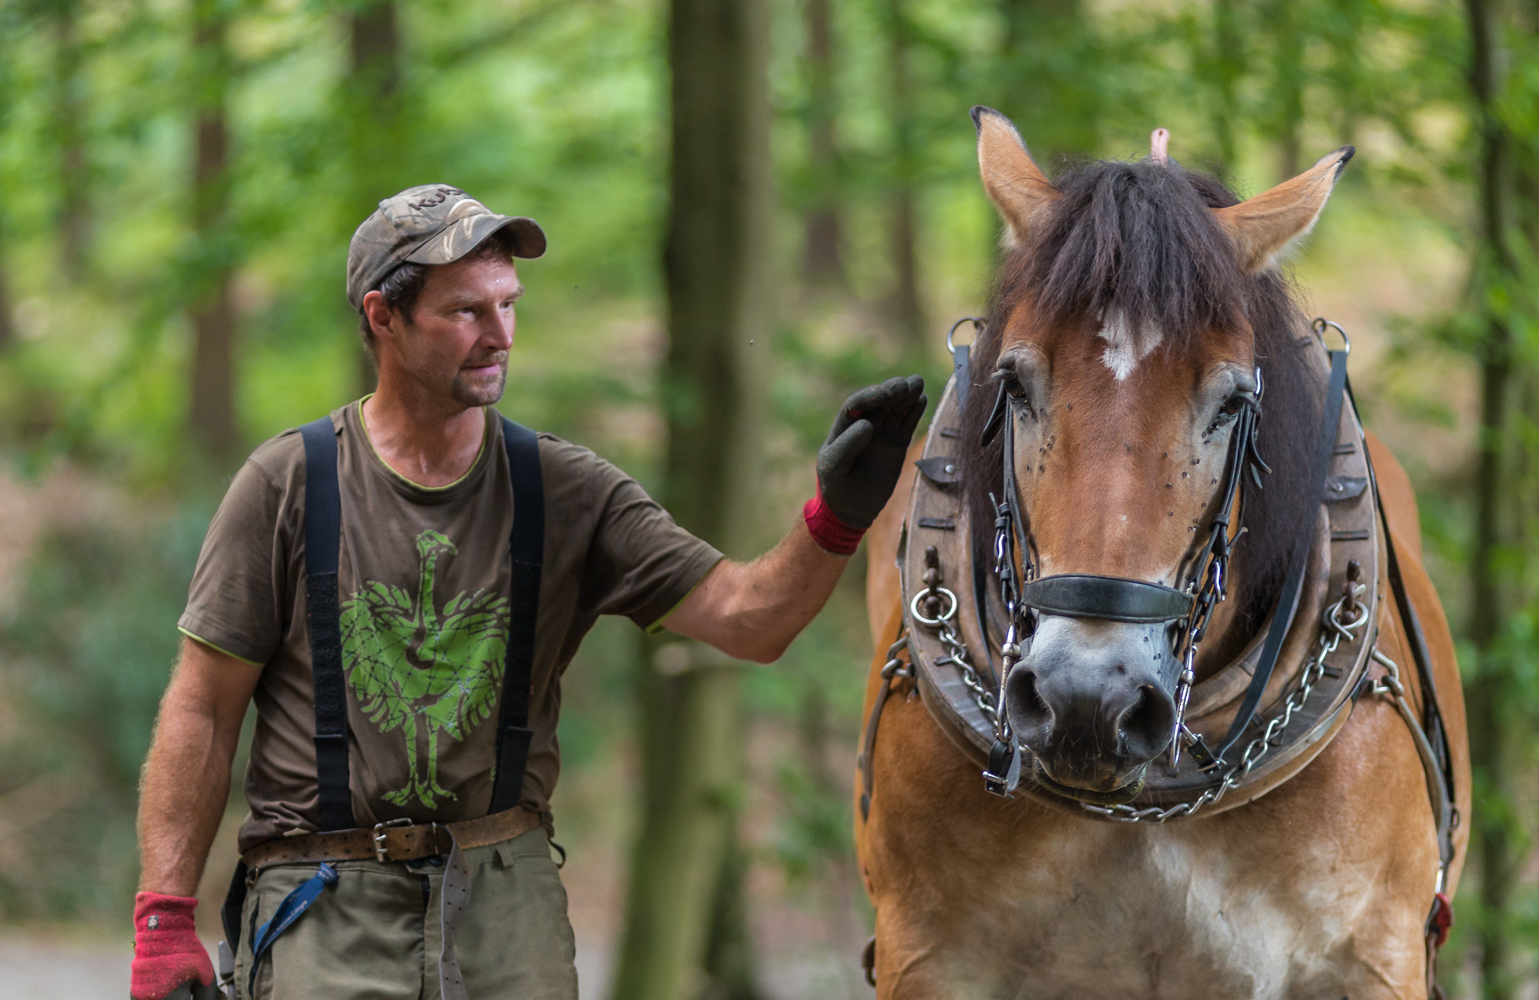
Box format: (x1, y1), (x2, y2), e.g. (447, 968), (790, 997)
(1351, 377), (1456, 880)
(1018, 575), (1191, 623)
(1211, 348), (1348, 764)
(1000, 395), (1031, 568)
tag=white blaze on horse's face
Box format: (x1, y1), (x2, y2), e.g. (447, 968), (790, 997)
(1097, 309), (1164, 382)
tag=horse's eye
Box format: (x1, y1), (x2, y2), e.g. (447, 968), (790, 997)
(1217, 395), (1247, 418)
(1205, 393), (1251, 436)
(1002, 374), (1027, 401)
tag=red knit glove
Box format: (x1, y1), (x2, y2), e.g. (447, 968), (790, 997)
(131, 892), (214, 1000)
(803, 488), (866, 555)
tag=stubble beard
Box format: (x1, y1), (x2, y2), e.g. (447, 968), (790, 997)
(451, 357), (509, 408)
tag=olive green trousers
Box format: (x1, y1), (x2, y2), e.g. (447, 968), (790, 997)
(233, 827), (578, 1000)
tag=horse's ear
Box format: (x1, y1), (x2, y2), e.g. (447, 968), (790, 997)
(1212, 146), (1355, 272)
(972, 106), (1057, 245)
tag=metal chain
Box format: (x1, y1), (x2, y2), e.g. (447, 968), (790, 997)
(911, 568), (1004, 739)
(1081, 587), (1370, 823)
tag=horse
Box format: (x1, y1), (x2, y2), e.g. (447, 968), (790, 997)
(854, 107), (1470, 1000)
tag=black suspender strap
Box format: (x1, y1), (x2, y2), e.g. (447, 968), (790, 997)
(299, 417), (355, 833)
(489, 417), (545, 815)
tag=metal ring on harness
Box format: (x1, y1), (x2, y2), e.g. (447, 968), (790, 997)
(1325, 595), (1370, 638)
(946, 316), (984, 354)
(910, 586), (959, 627)
(1312, 317), (1352, 356)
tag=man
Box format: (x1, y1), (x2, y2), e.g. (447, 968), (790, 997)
(131, 185), (926, 1000)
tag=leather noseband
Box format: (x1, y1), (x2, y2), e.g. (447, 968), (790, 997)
(1018, 575), (1192, 624)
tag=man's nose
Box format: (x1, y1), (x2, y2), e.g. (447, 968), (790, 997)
(480, 308), (515, 349)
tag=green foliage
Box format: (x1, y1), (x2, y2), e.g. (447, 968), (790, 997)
(0, 504), (206, 920)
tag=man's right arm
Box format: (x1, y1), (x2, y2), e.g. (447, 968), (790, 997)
(137, 636), (264, 896)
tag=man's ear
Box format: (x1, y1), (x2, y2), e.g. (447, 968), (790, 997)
(361, 290), (397, 344)
(972, 105), (1057, 246)
(1212, 146), (1355, 272)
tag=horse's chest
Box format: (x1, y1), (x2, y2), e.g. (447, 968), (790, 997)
(953, 831), (1371, 1000)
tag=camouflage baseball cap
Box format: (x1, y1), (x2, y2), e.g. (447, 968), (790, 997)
(346, 184), (547, 311)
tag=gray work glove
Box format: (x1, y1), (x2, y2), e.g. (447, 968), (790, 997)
(816, 375), (928, 529)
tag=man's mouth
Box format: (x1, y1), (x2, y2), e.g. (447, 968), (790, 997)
(463, 356), (507, 375)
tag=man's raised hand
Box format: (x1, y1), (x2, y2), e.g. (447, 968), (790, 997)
(808, 376), (927, 551)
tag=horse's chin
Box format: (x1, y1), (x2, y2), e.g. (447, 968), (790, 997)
(1032, 759), (1149, 806)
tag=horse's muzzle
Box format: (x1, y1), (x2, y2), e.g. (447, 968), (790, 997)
(1005, 615), (1177, 795)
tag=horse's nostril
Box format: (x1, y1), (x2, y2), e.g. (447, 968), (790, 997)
(1006, 669), (1054, 747)
(1117, 684), (1176, 762)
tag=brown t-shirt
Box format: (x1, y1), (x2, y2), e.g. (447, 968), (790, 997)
(179, 402), (722, 852)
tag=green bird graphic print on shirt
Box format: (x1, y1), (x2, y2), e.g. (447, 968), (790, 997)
(341, 529), (509, 809)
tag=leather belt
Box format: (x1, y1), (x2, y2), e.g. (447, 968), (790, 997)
(241, 806), (543, 870)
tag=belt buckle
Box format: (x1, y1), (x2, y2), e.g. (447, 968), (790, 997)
(372, 817), (412, 862)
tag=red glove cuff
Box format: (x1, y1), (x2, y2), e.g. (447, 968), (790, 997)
(132, 892), (214, 1000)
(803, 490), (865, 555)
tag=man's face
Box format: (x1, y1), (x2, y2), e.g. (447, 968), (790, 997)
(381, 254), (522, 408)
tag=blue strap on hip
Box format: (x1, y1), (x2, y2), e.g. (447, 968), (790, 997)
(248, 863), (339, 993)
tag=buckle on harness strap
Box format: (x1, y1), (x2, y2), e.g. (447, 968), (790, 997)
(373, 817), (412, 862)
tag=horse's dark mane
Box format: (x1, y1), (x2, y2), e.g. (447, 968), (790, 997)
(958, 159), (1325, 660)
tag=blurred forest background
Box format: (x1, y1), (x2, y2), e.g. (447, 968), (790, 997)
(0, 0), (1536, 997)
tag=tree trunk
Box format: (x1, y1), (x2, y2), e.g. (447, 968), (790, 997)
(997, 0), (1099, 165)
(52, 0), (88, 282)
(885, 0), (925, 353)
(802, 0), (844, 289)
(699, 807), (760, 1000)
(1463, 0), (1519, 996)
(0, 234), (14, 348)
(887, 188), (923, 352)
(1324, 0), (1366, 147)
(1265, 0), (1305, 182)
(621, 649), (758, 1000)
(796, 671), (866, 994)
(612, 0), (771, 997)
(0, 17), (15, 348)
(1208, 0), (1244, 171)
(346, 0), (403, 397)
(188, 0), (240, 461)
